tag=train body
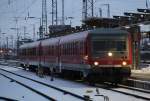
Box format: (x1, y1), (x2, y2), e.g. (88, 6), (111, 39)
(19, 28), (132, 83)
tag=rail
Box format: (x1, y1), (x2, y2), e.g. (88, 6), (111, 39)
(0, 68), (92, 101)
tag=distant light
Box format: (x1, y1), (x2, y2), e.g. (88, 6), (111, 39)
(138, 24), (144, 27)
(84, 55), (88, 60)
(0, 50), (3, 53)
(108, 52), (113, 57)
(143, 32), (147, 35)
(125, 26), (130, 29)
(9, 50), (12, 53)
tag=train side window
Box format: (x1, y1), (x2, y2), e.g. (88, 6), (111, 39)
(49, 46), (50, 55)
(70, 43), (72, 56)
(67, 44), (68, 55)
(73, 42), (75, 55)
(67, 43), (69, 55)
(24, 49), (26, 56)
(65, 44), (67, 55)
(51, 45), (52, 55)
(66, 44), (67, 55)
(50, 46), (52, 55)
(69, 43), (70, 55)
(32, 48), (33, 56)
(68, 43), (69, 55)
(61, 45), (63, 56)
(63, 44), (64, 55)
(79, 42), (82, 55)
(62, 44), (63, 55)
(51, 46), (53, 56)
(75, 41), (77, 55)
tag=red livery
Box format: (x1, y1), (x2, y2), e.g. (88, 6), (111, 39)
(19, 28), (132, 83)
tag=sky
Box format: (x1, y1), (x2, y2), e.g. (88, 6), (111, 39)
(0, 0), (149, 46)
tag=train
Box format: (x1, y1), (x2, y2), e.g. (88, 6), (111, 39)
(19, 28), (132, 83)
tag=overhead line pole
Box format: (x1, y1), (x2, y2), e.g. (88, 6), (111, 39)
(42, 0), (48, 38)
(62, 0), (65, 25)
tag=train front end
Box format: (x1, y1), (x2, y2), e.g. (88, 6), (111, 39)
(87, 28), (132, 83)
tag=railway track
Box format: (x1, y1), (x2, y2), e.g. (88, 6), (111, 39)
(0, 67), (91, 101)
(0, 72), (57, 101)
(94, 82), (150, 101)
(0, 96), (18, 101)
(1, 63), (150, 101)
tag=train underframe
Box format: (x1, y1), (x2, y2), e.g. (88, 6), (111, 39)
(20, 62), (131, 84)
(85, 67), (131, 84)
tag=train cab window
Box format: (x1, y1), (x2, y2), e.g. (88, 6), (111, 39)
(92, 39), (127, 58)
(116, 41), (126, 51)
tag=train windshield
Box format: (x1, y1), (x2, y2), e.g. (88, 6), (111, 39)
(92, 37), (128, 58)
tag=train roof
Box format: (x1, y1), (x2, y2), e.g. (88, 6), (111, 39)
(60, 28), (128, 43)
(89, 28), (128, 35)
(60, 31), (89, 43)
(20, 41), (40, 49)
(19, 28), (128, 48)
(41, 37), (60, 46)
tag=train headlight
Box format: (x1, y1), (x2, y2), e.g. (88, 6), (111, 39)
(122, 61), (127, 66)
(108, 52), (113, 57)
(94, 61), (99, 66)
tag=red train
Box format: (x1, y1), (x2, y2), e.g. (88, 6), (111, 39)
(19, 28), (132, 83)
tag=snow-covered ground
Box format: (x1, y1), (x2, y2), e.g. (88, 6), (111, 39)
(0, 65), (149, 101)
(0, 74), (49, 101)
(132, 64), (150, 74)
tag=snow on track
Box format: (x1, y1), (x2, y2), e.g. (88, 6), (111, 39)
(0, 69), (83, 101)
(112, 87), (150, 99)
(0, 65), (149, 101)
(0, 74), (49, 101)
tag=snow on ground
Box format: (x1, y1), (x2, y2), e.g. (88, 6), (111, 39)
(0, 65), (149, 101)
(113, 87), (150, 99)
(0, 74), (49, 101)
(132, 64), (150, 74)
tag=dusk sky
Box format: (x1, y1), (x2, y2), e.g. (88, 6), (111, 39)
(0, 0), (149, 41)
